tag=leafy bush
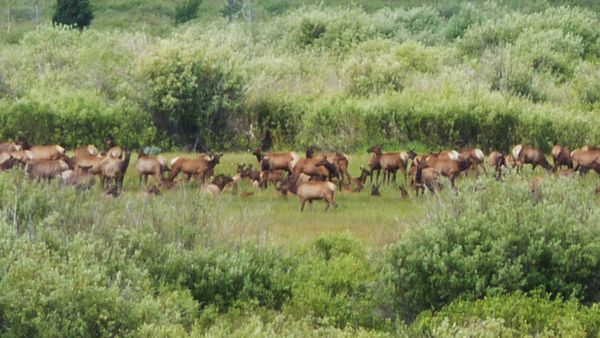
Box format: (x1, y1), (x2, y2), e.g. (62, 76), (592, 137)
(383, 176), (600, 320)
(409, 293), (600, 337)
(175, 0), (202, 24)
(53, 0), (94, 30)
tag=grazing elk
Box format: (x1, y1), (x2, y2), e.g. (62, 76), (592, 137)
(170, 153), (222, 183)
(253, 148), (299, 174)
(551, 145), (572, 172)
(459, 148), (486, 174)
(61, 170), (96, 190)
(135, 150), (168, 185)
(426, 156), (471, 189)
(291, 156), (330, 182)
(25, 159), (70, 180)
(95, 151), (132, 195)
(29, 145), (66, 161)
(0, 153), (15, 171)
(351, 166), (371, 192)
(571, 147), (600, 175)
(512, 144), (551, 173)
(413, 161), (440, 196)
(74, 145), (99, 159)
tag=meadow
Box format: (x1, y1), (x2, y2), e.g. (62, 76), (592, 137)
(2, 0), (600, 336)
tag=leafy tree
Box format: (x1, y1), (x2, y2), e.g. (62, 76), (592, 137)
(52, 0), (93, 30)
(175, 0), (203, 24)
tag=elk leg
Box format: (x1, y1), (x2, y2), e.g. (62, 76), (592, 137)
(138, 174), (143, 186)
(300, 200), (306, 212)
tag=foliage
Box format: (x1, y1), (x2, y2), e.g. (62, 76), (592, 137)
(175, 0), (203, 24)
(382, 176), (600, 321)
(53, 0), (94, 30)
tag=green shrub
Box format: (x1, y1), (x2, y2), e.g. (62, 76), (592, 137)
(175, 0), (202, 24)
(383, 176), (600, 321)
(410, 293), (600, 337)
(53, 0), (94, 30)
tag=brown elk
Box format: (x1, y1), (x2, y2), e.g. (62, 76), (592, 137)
(135, 150), (168, 185)
(459, 148), (486, 174)
(25, 159), (70, 180)
(94, 151), (132, 194)
(367, 145), (408, 185)
(551, 145), (572, 172)
(170, 153), (221, 183)
(570, 147), (600, 174)
(511, 144), (551, 173)
(306, 147), (351, 184)
(0, 153), (15, 171)
(61, 170), (96, 190)
(425, 156), (471, 189)
(0, 142), (22, 152)
(351, 166), (371, 192)
(285, 177), (338, 211)
(291, 156), (330, 182)
(74, 145), (99, 159)
(488, 151), (506, 180)
(259, 169), (285, 189)
(253, 148), (299, 174)
(29, 145), (65, 161)
(413, 161), (440, 196)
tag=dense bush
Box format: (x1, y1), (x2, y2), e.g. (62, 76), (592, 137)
(383, 176), (600, 320)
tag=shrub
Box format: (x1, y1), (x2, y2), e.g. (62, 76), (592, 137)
(175, 0), (203, 24)
(53, 0), (94, 30)
(383, 176), (600, 321)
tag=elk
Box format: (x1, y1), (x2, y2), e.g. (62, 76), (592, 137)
(61, 170), (96, 190)
(73, 154), (106, 172)
(551, 145), (572, 172)
(259, 169), (285, 189)
(0, 153), (15, 171)
(170, 153), (221, 183)
(0, 142), (22, 152)
(367, 145), (408, 185)
(459, 148), (486, 174)
(95, 151), (132, 194)
(413, 161), (440, 196)
(25, 159), (70, 180)
(291, 156), (330, 182)
(571, 147), (600, 175)
(285, 177), (338, 212)
(74, 145), (99, 159)
(512, 144), (551, 173)
(135, 150), (168, 185)
(253, 148), (299, 174)
(425, 156), (471, 189)
(29, 145), (65, 160)
(306, 147), (352, 184)
(351, 166), (371, 192)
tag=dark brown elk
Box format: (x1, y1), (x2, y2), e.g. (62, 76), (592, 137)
(488, 151), (506, 180)
(0, 153), (15, 170)
(351, 166), (371, 192)
(135, 150), (168, 185)
(551, 145), (572, 172)
(571, 147), (600, 175)
(367, 145), (408, 185)
(0, 142), (22, 152)
(259, 169), (285, 189)
(29, 145), (65, 160)
(285, 177), (338, 212)
(74, 145), (99, 159)
(25, 159), (70, 180)
(95, 151), (132, 194)
(170, 153), (221, 183)
(367, 152), (382, 183)
(511, 144), (551, 173)
(459, 148), (486, 174)
(253, 148), (299, 174)
(306, 147), (352, 184)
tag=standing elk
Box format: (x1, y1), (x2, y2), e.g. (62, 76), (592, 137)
(25, 159), (70, 180)
(253, 148), (299, 174)
(367, 145), (409, 185)
(551, 145), (572, 172)
(0, 142), (22, 152)
(170, 153), (222, 183)
(571, 147), (600, 175)
(424, 156), (471, 189)
(413, 160), (440, 196)
(285, 177), (338, 212)
(74, 145), (99, 159)
(135, 150), (168, 185)
(94, 151), (132, 195)
(460, 148), (486, 174)
(291, 156), (330, 182)
(306, 147), (352, 185)
(487, 151), (506, 180)
(512, 144), (551, 173)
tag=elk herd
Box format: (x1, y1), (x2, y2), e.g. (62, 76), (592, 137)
(0, 139), (598, 210)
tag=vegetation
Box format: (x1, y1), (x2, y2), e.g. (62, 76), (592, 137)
(2, 0), (600, 335)
(52, 0), (94, 29)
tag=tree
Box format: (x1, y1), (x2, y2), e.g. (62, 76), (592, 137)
(52, 0), (93, 30)
(175, 0), (203, 24)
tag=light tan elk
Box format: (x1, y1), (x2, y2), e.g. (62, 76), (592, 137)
(253, 148), (299, 174)
(25, 159), (70, 180)
(286, 178), (338, 212)
(571, 147), (600, 175)
(551, 145), (572, 172)
(135, 150), (168, 185)
(74, 145), (99, 159)
(0, 142), (22, 152)
(29, 145), (65, 160)
(170, 153), (221, 183)
(413, 161), (440, 196)
(95, 151), (132, 195)
(512, 144), (551, 173)
(61, 170), (96, 190)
